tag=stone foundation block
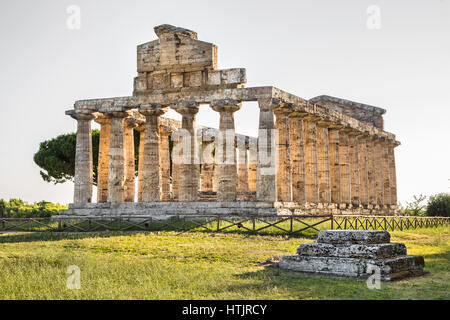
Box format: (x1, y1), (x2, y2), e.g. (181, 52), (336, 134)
(277, 254), (424, 281)
(298, 242), (407, 259)
(317, 230), (390, 245)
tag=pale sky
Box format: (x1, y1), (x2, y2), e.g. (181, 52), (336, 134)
(0, 0), (449, 206)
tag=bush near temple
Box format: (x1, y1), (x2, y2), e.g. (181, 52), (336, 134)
(426, 193), (450, 217)
(0, 199), (67, 218)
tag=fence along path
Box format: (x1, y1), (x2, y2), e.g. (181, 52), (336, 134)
(0, 215), (448, 234)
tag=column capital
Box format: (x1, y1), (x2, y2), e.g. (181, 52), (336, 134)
(289, 110), (309, 118)
(257, 97), (282, 110)
(68, 110), (95, 121)
(316, 120), (331, 128)
(273, 102), (294, 115)
(94, 113), (111, 125)
(210, 99), (241, 113)
(302, 114), (321, 122)
(139, 103), (169, 117)
(159, 125), (173, 135)
(172, 101), (200, 115)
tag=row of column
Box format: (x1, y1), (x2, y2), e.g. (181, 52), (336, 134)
(256, 99), (398, 206)
(71, 99), (257, 203)
(72, 98), (398, 206)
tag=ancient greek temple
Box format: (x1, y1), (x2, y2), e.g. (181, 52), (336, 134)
(61, 24), (400, 217)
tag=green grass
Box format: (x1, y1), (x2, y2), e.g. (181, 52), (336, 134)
(0, 226), (448, 299)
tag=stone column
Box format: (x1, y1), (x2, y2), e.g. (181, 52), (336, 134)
(357, 134), (369, 205)
(160, 126), (172, 201)
(388, 141), (399, 205)
(172, 101), (200, 201)
(95, 115), (111, 203)
(289, 113), (306, 203)
(256, 98), (278, 202)
(71, 112), (94, 203)
(274, 105), (292, 202)
(328, 127), (341, 204)
(171, 135), (180, 200)
(365, 136), (377, 205)
(139, 104), (168, 202)
(374, 139), (384, 206)
(124, 119), (136, 202)
(381, 139), (391, 206)
(137, 126), (145, 202)
(339, 129), (351, 204)
(317, 122), (331, 203)
(303, 116), (319, 203)
(107, 110), (129, 203)
(212, 160), (218, 192)
(211, 99), (241, 201)
(201, 140), (214, 192)
(248, 139), (257, 192)
(237, 138), (249, 192)
(348, 132), (360, 206)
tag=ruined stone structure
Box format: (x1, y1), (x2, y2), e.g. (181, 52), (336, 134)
(268, 230), (424, 281)
(61, 24), (400, 218)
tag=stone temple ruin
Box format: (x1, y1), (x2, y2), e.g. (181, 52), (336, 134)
(61, 24), (400, 218)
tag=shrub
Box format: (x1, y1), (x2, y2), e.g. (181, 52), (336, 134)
(426, 193), (450, 217)
(404, 194), (427, 216)
(0, 199), (67, 218)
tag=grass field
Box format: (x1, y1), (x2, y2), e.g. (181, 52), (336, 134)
(0, 226), (448, 299)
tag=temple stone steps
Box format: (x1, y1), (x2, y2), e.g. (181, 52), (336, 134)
(269, 230), (425, 281)
(60, 201), (279, 218)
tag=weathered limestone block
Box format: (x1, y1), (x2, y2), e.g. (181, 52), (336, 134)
(268, 230), (424, 281)
(137, 24), (217, 73)
(309, 95), (386, 130)
(277, 254), (424, 281)
(298, 242), (407, 259)
(317, 230), (390, 245)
